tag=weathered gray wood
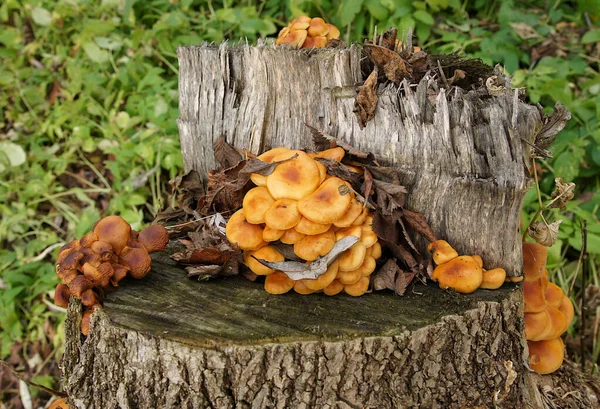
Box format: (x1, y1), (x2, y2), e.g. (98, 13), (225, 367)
(177, 43), (541, 276)
(62, 252), (541, 409)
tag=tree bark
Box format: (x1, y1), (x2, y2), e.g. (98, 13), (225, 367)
(177, 43), (540, 276)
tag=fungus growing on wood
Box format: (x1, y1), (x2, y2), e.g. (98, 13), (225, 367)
(293, 230), (336, 261)
(242, 187), (276, 225)
(48, 398), (69, 409)
(297, 176), (353, 224)
(54, 284), (71, 308)
(527, 337), (565, 375)
(264, 271), (295, 294)
(431, 256), (483, 294)
(294, 217), (331, 236)
(522, 242), (548, 282)
(264, 198), (302, 230)
(225, 209), (266, 251)
(302, 260), (339, 291)
(479, 268), (507, 290)
(245, 246), (284, 275)
(266, 151), (321, 200)
(344, 276), (370, 296)
(275, 16), (340, 49)
(138, 224), (169, 253)
(93, 215), (131, 254)
(427, 240), (459, 265)
(323, 279), (344, 296)
(119, 246), (152, 279)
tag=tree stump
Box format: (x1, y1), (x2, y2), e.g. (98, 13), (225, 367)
(61, 43), (598, 408)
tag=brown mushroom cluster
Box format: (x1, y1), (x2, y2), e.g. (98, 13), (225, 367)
(275, 16), (340, 49)
(54, 216), (169, 335)
(523, 242), (574, 374)
(226, 147), (381, 296)
(428, 239), (507, 294)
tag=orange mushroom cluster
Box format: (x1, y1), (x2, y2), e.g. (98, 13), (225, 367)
(226, 147), (381, 296)
(428, 239), (507, 294)
(54, 216), (169, 335)
(523, 242), (574, 374)
(275, 16), (340, 49)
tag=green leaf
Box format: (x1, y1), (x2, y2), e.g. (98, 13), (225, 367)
(413, 10), (434, 25)
(0, 141), (26, 172)
(83, 42), (109, 64)
(366, 0), (390, 21)
(31, 7), (52, 26)
(340, 0), (365, 27)
(581, 30), (600, 45)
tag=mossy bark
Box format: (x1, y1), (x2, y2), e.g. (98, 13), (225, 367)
(62, 252), (538, 409)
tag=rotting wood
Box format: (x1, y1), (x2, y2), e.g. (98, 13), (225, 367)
(177, 43), (541, 276)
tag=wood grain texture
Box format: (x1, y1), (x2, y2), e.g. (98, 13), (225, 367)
(62, 252), (539, 409)
(177, 43), (541, 276)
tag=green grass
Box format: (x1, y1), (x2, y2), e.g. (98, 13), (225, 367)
(1, 0), (599, 403)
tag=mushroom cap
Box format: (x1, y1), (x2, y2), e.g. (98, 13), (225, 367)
(528, 337), (565, 375)
(302, 35), (327, 49)
(293, 230), (336, 261)
(344, 276), (370, 297)
(558, 295), (574, 334)
(297, 176), (354, 224)
(358, 256), (377, 277)
(351, 207), (370, 226)
(48, 397), (69, 409)
(533, 306), (567, 341)
(335, 225), (362, 241)
(119, 246), (152, 279)
(315, 160), (327, 184)
(294, 217), (331, 236)
(315, 147), (345, 162)
(244, 246), (284, 275)
(307, 17), (329, 37)
(479, 267), (507, 290)
(264, 271), (295, 294)
(323, 279), (344, 296)
(279, 228), (306, 245)
(303, 260), (339, 291)
(523, 242), (548, 282)
(79, 232), (99, 248)
(545, 282), (564, 308)
(82, 261), (114, 288)
(432, 255), (483, 294)
(427, 240), (459, 265)
(338, 241), (367, 272)
(337, 269), (362, 285)
(69, 275), (94, 298)
(250, 148), (292, 186)
(326, 23), (341, 40)
(525, 310), (551, 341)
(81, 309), (93, 336)
(471, 255), (484, 268)
(258, 147), (292, 162)
(264, 198), (302, 230)
(80, 288), (99, 307)
(266, 151), (321, 200)
(275, 29), (307, 47)
(90, 240), (113, 255)
(294, 280), (316, 295)
(289, 16), (311, 31)
(110, 264), (129, 287)
(93, 215), (131, 254)
(54, 284), (71, 308)
(370, 241), (382, 259)
(243, 186), (276, 225)
(226, 209), (266, 250)
(262, 226), (285, 242)
(523, 277), (548, 313)
(333, 199), (363, 228)
(138, 224), (169, 253)
(56, 250), (84, 279)
(360, 225), (378, 248)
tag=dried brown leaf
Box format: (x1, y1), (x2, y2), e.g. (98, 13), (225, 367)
(354, 68), (379, 129)
(376, 27), (398, 50)
(528, 220), (562, 247)
(535, 102), (571, 151)
(315, 158), (362, 186)
(402, 209), (437, 243)
(213, 136), (244, 170)
(373, 179), (407, 216)
(236, 153), (298, 189)
(371, 259), (416, 295)
(169, 170), (206, 214)
(199, 160), (248, 215)
(363, 44), (411, 83)
(549, 178), (575, 210)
